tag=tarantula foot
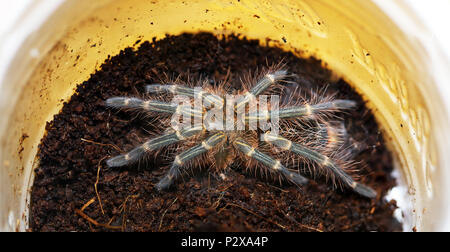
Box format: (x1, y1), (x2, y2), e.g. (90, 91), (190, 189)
(155, 178), (172, 191)
(283, 170), (309, 186)
(353, 183), (377, 199)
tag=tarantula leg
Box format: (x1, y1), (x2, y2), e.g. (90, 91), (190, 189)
(233, 138), (308, 186)
(146, 84), (224, 108)
(146, 84), (195, 97)
(250, 70), (288, 96)
(106, 97), (177, 113)
(106, 97), (204, 118)
(155, 131), (226, 191)
(236, 70), (288, 109)
(278, 100), (357, 119)
(106, 126), (203, 167)
(262, 133), (377, 198)
(244, 100), (356, 123)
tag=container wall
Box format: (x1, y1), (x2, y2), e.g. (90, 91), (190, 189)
(1, 0), (449, 231)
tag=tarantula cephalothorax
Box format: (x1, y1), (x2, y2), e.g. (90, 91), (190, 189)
(105, 66), (377, 199)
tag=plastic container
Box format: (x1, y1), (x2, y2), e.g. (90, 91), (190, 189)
(1, 0), (449, 232)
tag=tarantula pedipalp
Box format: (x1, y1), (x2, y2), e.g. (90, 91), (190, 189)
(105, 67), (376, 198)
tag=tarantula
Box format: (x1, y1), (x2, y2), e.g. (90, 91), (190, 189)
(105, 66), (376, 198)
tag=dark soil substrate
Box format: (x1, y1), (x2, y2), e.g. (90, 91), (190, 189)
(29, 33), (402, 232)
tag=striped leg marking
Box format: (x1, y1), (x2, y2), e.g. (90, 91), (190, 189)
(146, 84), (195, 97)
(106, 97), (178, 114)
(244, 100), (356, 122)
(278, 100), (357, 119)
(106, 97), (204, 119)
(233, 138), (308, 186)
(146, 84), (224, 108)
(155, 132), (226, 191)
(106, 126), (203, 167)
(262, 133), (376, 198)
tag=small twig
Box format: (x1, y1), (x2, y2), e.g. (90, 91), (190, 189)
(80, 138), (122, 152)
(259, 183), (289, 193)
(284, 213), (324, 232)
(218, 203), (287, 230)
(216, 183), (234, 193)
(209, 183), (234, 209)
(75, 209), (121, 230)
(81, 198), (96, 212)
(210, 191), (226, 210)
(95, 156), (108, 216)
(107, 216), (116, 226)
(119, 194), (140, 213)
(159, 197), (178, 231)
(299, 224), (324, 233)
(118, 194), (140, 231)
